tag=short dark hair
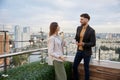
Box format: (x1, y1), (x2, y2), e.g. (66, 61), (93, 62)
(80, 13), (90, 20)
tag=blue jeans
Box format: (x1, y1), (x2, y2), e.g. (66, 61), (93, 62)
(73, 51), (91, 80)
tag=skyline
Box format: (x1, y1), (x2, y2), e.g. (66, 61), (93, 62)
(0, 0), (120, 33)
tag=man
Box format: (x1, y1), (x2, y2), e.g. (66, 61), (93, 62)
(73, 13), (96, 80)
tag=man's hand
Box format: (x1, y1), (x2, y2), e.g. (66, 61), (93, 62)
(76, 42), (84, 46)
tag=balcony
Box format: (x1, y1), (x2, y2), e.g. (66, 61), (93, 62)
(0, 31), (120, 80)
(0, 49), (120, 80)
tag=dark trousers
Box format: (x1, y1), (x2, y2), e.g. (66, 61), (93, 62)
(73, 50), (91, 80)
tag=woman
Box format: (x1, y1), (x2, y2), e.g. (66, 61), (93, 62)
(48, 22), (67, 80)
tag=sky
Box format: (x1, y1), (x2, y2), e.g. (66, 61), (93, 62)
(0, 0), (120, 33)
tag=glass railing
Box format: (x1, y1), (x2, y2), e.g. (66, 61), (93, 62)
(0, 31), (48, 77)
(94, 38), (120, 62)
(63, 36), (120, 62)
(0, 48), (48, 77)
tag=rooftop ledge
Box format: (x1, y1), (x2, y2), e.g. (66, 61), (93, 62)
(65, 56), (120, 80)
(65, 56), (120, 69)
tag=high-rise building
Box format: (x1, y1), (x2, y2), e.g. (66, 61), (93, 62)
(14, 25), (22, 48)
(22, 27), (30, 47)
(23, 27), (30, 33)
(0, 32), (10, 65)
(14, 26), (31, 49)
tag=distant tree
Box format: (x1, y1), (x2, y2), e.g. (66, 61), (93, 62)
(115, 41), (120, 43)
(109, 47), (114, 50)
(115, 47), (120, 60)
(100, 46), (109, 51)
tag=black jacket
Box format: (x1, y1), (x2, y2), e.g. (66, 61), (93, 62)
(75, 25), (96, 56)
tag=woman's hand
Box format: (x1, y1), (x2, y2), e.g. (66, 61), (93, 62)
(62, 41), (66, 47)
(59, 56), (66, 61)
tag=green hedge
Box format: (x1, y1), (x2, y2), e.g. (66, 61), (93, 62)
(0, 61), (72, 80)
(64, 61), (72, 80)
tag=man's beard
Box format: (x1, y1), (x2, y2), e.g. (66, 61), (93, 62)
(81, 24), (86, 26)
(81, 23), (87, 26)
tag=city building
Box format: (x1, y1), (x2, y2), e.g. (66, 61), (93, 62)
(0, 32), (10, 65)
(22, 27), (30, 47)
(14, 25), (22, 48)
(14, 26), (31, 49)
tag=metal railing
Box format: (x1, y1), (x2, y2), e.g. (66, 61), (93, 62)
(0, 47), (47, 77)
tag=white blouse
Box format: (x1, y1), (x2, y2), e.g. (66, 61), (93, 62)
(48, 35), (64, 65)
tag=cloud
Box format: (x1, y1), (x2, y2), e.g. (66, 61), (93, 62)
(93, 24), (120, 33)
(0, 0), (120, 33)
